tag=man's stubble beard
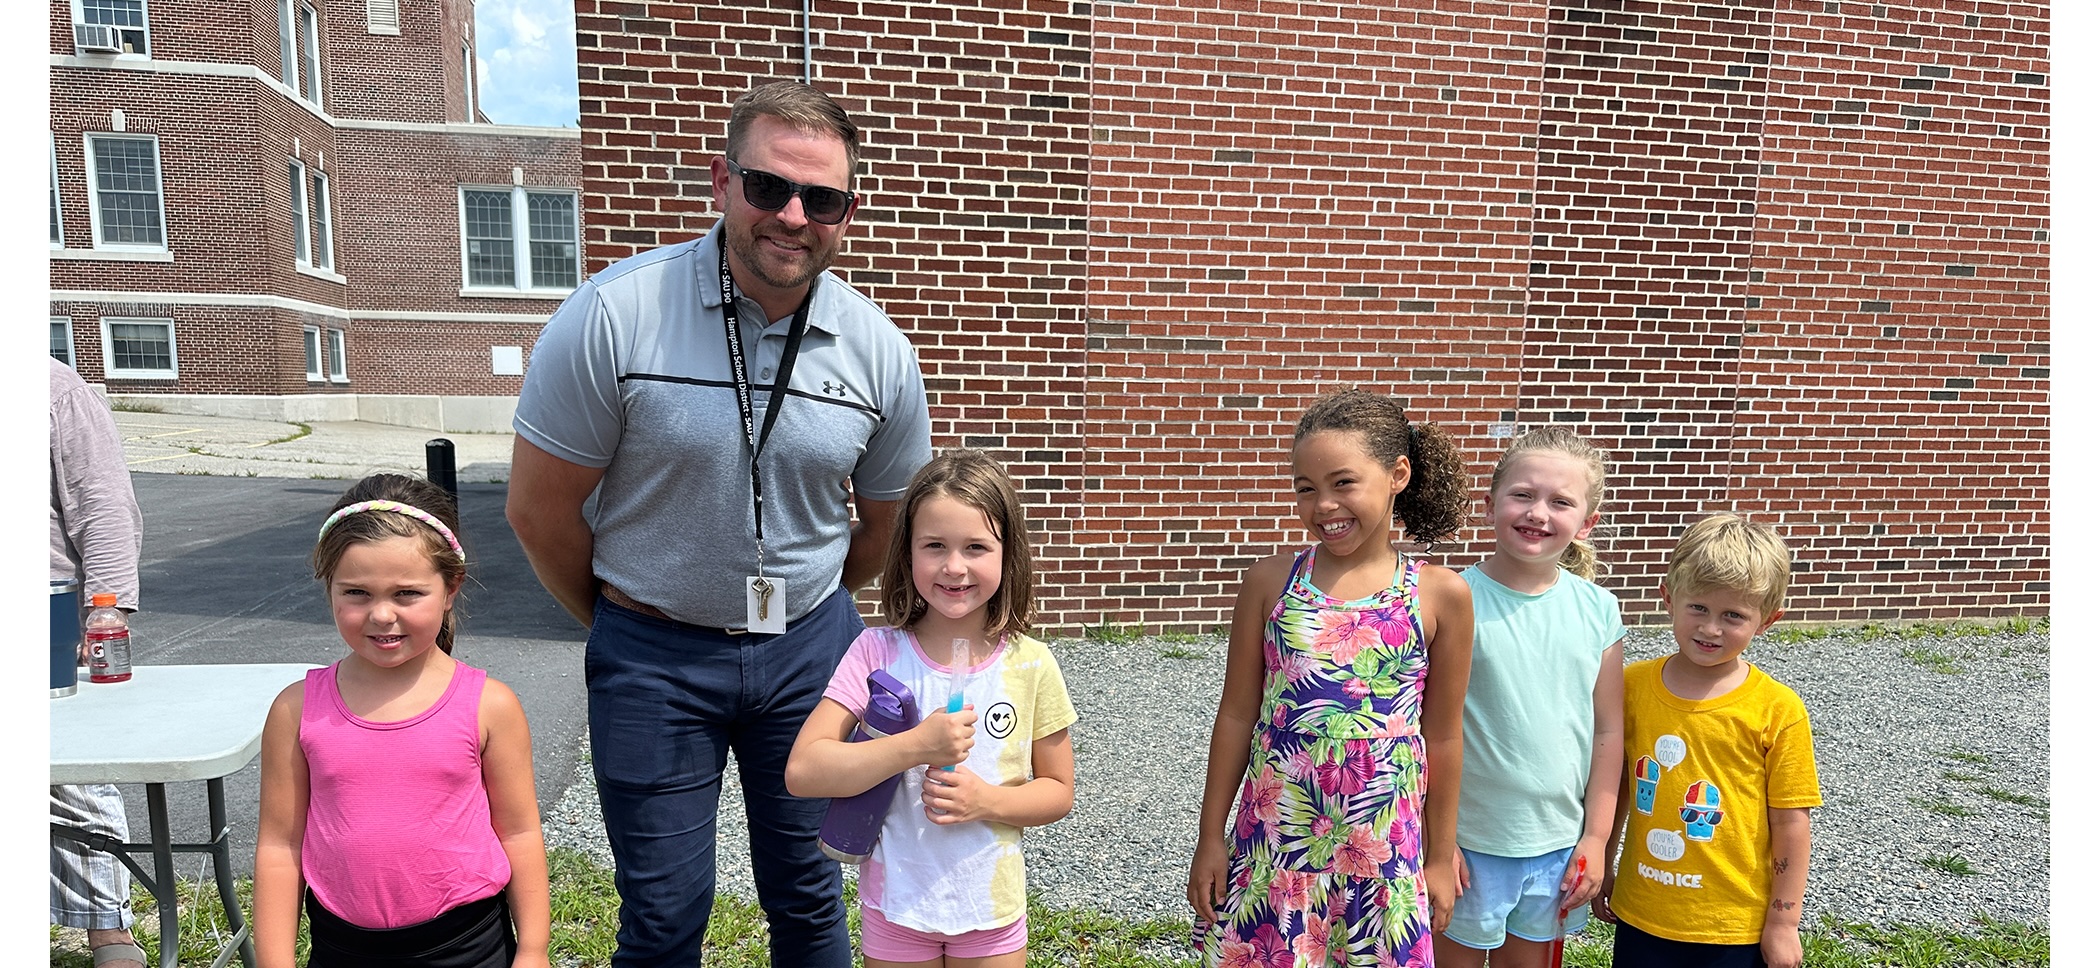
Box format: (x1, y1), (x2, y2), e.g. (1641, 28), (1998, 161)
(727, 219), (839, 294)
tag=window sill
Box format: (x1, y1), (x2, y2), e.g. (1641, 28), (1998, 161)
(296, 264), (347, 284)
(52, 248), (175, 263)
(329, 376), (350, 385)
(106, 371), (178, 381)
(459, 287), (574, 300)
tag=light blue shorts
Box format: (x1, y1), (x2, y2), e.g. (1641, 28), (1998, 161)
(1441, 846), (1588, 950)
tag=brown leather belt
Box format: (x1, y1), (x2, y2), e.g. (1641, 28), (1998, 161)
(601, 583), (749, 635)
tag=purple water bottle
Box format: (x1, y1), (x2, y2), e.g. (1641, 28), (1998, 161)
(819, 669), (920, 863)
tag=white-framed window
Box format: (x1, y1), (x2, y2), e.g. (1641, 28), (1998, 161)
(309, 169), (333, 269)
(290, 162), (310, 265)
(52, 317), (75, 366)
(289, 161), (333, 269)
(100, 317), (178, 380)
(75, 0), (149, 56)
(303, 325), (323, 380)
(278, 0), (322, 105)
(328, 329), (348, 383)
(85, 134), (167, 251)
(50, 135), (63, 247)
(299, 3), (322, 104)
(460, 187), (580, 291)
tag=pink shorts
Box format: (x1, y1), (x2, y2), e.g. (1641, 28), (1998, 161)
(859, 904), (1027, 962)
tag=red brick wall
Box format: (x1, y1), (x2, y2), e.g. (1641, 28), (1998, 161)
(569, 1), (2041, 628)
(325, 0), (473, 123)
(1736, 0), (2048, 620)
(1520, 0), (2048, 622)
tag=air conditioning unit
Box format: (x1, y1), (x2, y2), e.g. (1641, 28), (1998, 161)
(74, 23), (123, 53)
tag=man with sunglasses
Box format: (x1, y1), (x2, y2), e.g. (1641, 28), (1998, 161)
(508, 80), (930, 968)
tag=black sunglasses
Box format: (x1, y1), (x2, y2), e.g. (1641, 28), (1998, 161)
(726, 158), (856, 225)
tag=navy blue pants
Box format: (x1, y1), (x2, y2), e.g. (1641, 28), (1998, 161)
(1612, 918), (1767, 968)
(586, 585), (861, 968)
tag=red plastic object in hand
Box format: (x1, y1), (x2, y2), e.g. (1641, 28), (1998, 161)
(1547, 855), (1588, 968)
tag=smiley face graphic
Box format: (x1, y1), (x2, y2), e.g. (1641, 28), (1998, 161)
(984, 702), (1018, 739)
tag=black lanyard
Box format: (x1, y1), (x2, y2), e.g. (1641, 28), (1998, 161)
(718, 246), (816, 557)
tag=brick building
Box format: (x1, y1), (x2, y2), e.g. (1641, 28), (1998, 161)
(49, 0), (582, 431)
(572, 0), (2047, 631)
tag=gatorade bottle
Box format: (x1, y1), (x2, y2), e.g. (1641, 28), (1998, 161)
(85, 593), (132, 683)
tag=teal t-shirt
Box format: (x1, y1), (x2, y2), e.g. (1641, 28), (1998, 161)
(1455, 565), (1627, 857)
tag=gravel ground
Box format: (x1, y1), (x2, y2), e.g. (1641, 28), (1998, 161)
(542, 624), (2050, 948)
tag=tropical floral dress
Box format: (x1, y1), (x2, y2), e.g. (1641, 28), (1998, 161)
(1196, 548), (1434, 968)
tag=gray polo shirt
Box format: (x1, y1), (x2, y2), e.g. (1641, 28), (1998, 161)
(514, 224), (931, 627)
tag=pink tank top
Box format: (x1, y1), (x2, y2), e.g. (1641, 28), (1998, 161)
(299, 661), (511, 928)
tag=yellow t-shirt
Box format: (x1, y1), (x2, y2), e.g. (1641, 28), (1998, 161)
(1613, 657), (1821, 945)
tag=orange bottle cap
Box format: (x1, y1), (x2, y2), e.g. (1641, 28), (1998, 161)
(91, 593), (117, 607)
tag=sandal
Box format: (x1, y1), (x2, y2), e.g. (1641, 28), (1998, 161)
(91, 941), (148, 967)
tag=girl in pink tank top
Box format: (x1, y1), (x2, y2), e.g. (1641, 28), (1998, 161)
(253, 474), (550, 968)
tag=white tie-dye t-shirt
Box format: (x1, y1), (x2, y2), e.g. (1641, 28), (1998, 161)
(821, 625), (1078, 934)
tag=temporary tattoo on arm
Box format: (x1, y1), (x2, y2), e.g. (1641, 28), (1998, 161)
(1774, 857), (1790, 875)
(1770, 899), (1797, 912)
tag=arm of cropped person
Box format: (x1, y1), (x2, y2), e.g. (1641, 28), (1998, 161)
(1186, 554), (1290, 923)
(481, 680), (552, 968)
(51, 376), (144, 609)
(785, 697), (978, 799)
(1761, 807), (1812, 968)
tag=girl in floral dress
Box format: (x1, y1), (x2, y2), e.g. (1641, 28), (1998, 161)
(1190, 389), (1476, 967)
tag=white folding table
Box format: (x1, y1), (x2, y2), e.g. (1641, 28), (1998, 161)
(51, 663), (318, 968)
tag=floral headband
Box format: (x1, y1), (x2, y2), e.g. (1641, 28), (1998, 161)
(317, 500), (466, 560)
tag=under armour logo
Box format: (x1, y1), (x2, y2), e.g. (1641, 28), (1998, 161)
(821, 381), (849, 397)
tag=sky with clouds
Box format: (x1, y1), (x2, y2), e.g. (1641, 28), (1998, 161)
(473, 0), (579, 127)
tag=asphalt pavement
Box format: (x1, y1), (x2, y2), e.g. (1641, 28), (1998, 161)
(75, 414), (590, 876)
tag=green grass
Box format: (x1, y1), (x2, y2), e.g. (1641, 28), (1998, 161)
(48, 861), (281, 968)
(1765, 616), (2047, 646)
(1907, 794), (1978, 818)
(108, 398), (165, 413)
(1940, 770), (1982, 784)
(1943, 749), (1990, 765)
(1900, 646), (1963, 674)
(1820, 914), (2049, 966)
(1159, 644), (1203, 659)
(1923, 853), (1977, 876)
(1083, 622), (1146, 645)
(266, 421), (314, 445)
(51, 850), (2047, 967)
(1973, 786), (2046, 810)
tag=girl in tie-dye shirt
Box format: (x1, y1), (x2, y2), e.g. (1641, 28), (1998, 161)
(787, 450), (1076, 967)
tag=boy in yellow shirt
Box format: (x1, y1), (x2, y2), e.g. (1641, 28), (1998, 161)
(1593, 514), (1820, 968)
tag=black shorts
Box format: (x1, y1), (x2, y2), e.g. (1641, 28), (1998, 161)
(305, 889), (516, 968)
(1612, 918), (1765, 968)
